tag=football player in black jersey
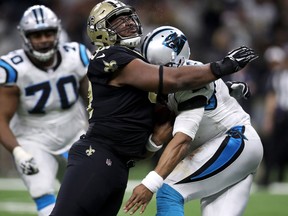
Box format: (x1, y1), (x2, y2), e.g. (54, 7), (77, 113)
(50, 1), (258, 215)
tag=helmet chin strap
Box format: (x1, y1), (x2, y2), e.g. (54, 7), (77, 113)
(119, 36), (141, 48)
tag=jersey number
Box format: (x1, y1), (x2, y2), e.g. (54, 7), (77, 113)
(25, 75), (78, 114)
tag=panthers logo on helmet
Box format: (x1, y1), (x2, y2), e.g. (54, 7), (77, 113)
(163, 32), (187, 55)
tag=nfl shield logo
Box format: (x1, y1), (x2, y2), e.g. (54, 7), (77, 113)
(106, 158), (112, 166)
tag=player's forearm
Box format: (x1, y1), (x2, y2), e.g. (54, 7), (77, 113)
(154, 134), (191, 179)
(141, 136), (191, 194)
(0, 121), (19, 153)
(162, 64), (216, 94)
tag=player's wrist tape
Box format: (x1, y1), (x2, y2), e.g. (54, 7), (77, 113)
(12, 146), (31, 161)
(141, 171), (163, 193)
(145, 135), (163, 152)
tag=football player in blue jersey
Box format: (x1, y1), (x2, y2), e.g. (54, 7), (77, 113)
(0, 5), (90, 216)
(124, 26), (263, 216)
(49, 1), (258, 216)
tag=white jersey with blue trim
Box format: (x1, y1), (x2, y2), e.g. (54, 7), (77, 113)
(0, 42), (89, 124)
(157, 60), (262, 214)
(168, 60), (251, 149)
(0, 42), (90, 153)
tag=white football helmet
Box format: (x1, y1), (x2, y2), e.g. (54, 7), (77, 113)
(141, 26), (190, 67)
(18, 5), (61, 61)
(87, 0), (142, 48)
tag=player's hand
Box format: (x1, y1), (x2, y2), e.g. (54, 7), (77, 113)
(12, 146), (39, 175)
(226, 81), (250, 100)
(124, 184), (153, 215)
(211, 46), (258, 78)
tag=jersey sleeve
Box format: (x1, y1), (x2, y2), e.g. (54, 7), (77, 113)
(0, 66), (7, 85)
(0, 58), (18, 86)
(78, 43), (91, 68)
(172, 106), (205, 140)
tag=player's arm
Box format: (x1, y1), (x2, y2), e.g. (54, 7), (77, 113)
(143, 103), (175, 158)
(0, 86), (39, 175)
(0, 86), (20, 153)
(124, 132), (195, 215)
(124, 106), (205, 215)
(114, 46), (257, 94)
(155, 132), (192, 177)
(79, 75), (89, 107)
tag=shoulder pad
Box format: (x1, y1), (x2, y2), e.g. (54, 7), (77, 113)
(175, 82), (215, 111)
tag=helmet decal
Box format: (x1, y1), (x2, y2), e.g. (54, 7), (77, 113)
(163, 32), (187, 55)
(141, 26), (190, 66)
(31, 7), (45, 24)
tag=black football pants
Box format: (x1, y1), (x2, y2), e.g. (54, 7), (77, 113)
(50, 136), (129, 216)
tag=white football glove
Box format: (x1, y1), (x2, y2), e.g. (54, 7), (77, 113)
(226, 81), (250, 100)
(12, 146), (39, 175)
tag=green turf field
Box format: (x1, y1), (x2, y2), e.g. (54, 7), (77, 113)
(0, 186), (288, 216)
(1, 161), (287, 216)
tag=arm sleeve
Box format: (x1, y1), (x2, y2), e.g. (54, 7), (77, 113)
(172, 107), (205, 140)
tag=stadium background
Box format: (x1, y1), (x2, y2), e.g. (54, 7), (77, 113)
(0, 0), (288, 215)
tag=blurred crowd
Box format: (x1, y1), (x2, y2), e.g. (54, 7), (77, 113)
(1, 0), (288, 186)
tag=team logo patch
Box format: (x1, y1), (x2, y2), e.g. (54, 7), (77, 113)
(106, 158), (112, 166)
(86, 145), (95, 156)
(163, 32), (187, 55)
(103, 60), (118, 73)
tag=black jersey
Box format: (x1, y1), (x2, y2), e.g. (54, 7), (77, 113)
(86, 46), (155, 158)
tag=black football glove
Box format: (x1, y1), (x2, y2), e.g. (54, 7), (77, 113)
(210, 46), (258, 78)
(226, 81), (250, 100)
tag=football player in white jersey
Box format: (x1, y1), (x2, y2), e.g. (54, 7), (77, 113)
(0, 5), (90, 216)
(124, 26), (263, 216)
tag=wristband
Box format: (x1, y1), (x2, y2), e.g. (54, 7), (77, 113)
(145, 135), (163, 152)
(141, 171), (164, 193)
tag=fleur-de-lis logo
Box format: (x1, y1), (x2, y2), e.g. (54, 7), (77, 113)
(148, 92), (157, 103)
(103, 60), (118, 73)
(86, 145), (95, 156)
